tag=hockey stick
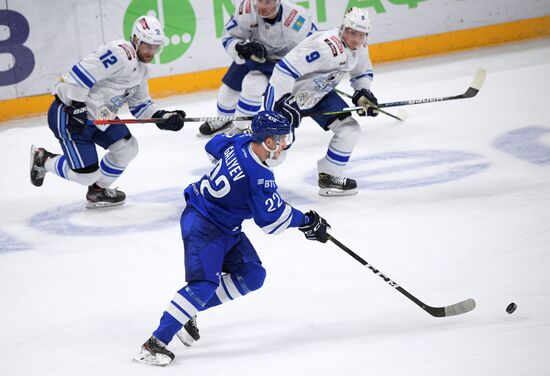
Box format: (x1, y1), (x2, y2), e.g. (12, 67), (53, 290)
(327, 234), (476, 318)
(333, 88), (407, 122)
(91, 108), (368, 125)
(91, 116), (247, 125)
(378, 68), (486, 108)
(93, 69), (486, 126)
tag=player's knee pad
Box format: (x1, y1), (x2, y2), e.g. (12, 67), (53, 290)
(328, 116), (361, 150)
(241, 71), (268, 100)
(237, 261), (266, 292)
(217, 83), (240, 115)
(106, 135), (138, 166)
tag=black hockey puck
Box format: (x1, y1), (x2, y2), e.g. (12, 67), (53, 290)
(506, 302), (517, 314)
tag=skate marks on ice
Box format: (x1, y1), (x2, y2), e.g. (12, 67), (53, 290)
(26, 187), (313, 238)
(493, 125), (550, 166)
(0, 230), (32, 253)
(29, 187), (185, 237)
(306, 149), (491, 190)
(304, 125), (550, 189)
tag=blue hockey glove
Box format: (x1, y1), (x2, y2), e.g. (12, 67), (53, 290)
(274, 94), (301, 129)
(63, 101), (88, 134)
(352, 89), (379, 117)
(235, 41), (267, 62)
(153, 110), (185, 131)
(299, 210), (331, 243)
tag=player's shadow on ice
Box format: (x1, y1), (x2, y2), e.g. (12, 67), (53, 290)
(174, 315), (471, 359)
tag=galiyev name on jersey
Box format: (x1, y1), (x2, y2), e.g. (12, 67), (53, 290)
(184, 134), (305, 235)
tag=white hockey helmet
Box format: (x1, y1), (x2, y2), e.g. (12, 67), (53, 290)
(132, 15), (166, 47)
(341, 7), (372, 35)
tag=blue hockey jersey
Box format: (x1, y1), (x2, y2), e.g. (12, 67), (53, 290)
(184, 134), (306, 235)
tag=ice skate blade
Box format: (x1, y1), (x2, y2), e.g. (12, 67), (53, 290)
(318, 187), (358, 197)
(86, 200), (126, 209)
(176, 330), (196, 347)
(133, 352), (172, 366)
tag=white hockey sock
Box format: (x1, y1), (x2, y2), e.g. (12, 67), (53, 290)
(214, 274), (245, 304)
(44, 155), (100, 186)
(94, 136), (138, 188)
(216, 84), (239, 117)
(317, 117), (361, 177)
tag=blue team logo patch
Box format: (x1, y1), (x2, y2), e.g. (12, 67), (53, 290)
(292, 16), (305, 31)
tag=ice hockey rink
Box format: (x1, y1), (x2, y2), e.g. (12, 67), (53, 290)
(1, 38), (549, 375)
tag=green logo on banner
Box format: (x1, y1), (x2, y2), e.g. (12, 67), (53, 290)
(123, 0), (196, 64)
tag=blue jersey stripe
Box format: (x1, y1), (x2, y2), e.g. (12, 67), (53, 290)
(71, 65), (94, 88)
(222, 36), (235, 49)
(130, 101), (151, 117)
(278, 59), (301, 79)
(69, 70), (88, 88)
(77, 63), (96, 84)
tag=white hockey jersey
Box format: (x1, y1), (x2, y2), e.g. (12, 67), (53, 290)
(265, 28), (374, 110)
(222, 0), (315, 63)
(53, 39), (160, 120)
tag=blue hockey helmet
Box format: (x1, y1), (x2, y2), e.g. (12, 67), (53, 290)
(251, 111), (291, 144)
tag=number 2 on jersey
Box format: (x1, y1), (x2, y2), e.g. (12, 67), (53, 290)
(265, 193), (282, 212)
(305, 51), (320, 63)
(200, 160), (231, 199)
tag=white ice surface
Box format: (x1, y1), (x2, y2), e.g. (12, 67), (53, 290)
(1, 39), (550, 376)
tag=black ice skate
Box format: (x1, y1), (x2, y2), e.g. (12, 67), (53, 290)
(134, 336), (175, 366)
(86, 183), (126, 209)
(318, 173), (358, 196)
(30, 145), (59, 187)
(176, 316), (200, 347)
(199, 119), (233, 136)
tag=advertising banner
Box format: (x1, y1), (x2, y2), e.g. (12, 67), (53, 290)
(1, 0), (549, 100)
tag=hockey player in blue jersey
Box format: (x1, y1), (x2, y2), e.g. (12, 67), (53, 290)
(30, 15), (186, 208)
(134, 111), (331, 366)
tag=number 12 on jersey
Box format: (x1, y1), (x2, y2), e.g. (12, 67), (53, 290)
(99, 50), (118, 68)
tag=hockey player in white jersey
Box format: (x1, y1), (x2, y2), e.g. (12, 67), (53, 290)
(199, 0), (316, 136)
(265, 7), (379, 196)
(30, 16), (186, 208)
